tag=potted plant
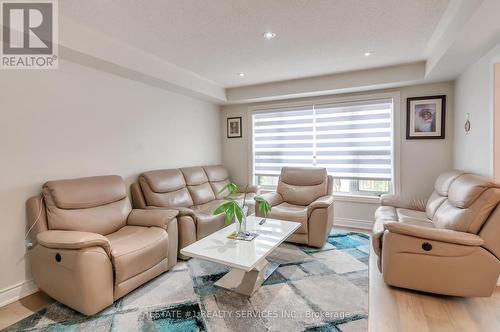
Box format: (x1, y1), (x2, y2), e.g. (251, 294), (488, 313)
(213, 183), (271, 238)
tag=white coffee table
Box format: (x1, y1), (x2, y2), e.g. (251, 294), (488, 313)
(180, 216), (300, 296)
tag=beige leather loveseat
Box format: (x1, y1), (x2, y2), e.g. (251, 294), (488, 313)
(131, 165), (257, 258)
(373, 170), (500, 296)
(26, 175), (179, 315)
(255, 167), (334, 248)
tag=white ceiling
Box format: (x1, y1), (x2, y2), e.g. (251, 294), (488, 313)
(61, 0), (449, 88)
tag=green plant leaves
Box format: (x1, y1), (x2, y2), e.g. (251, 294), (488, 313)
(225, 205), (234, 225)
(234, 203), (243, 223)
(255, 196), (272, 217)
(213, 182), (272, 224)
(213, 199), (242, 225)
(218, 182), (238, 197)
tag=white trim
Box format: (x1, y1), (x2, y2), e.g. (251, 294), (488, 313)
(334, 194), (380, 204)
(246, 91), (402, 195)
(246, 111), (254, 185)
(391, 92), (402, 195)
(0, 279), (38, 308)
(334, 217), (373, 230)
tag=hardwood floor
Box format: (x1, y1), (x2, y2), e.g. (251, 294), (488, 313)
(0, 291), (52, 330)
(1, 227), (499, 331)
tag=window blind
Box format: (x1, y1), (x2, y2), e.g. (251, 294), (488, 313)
(253, 99), (393, 181)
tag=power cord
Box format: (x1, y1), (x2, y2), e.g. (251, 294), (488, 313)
(25, 194), (44, 250)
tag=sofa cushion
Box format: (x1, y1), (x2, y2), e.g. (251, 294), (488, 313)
(425, 191), (447, 219)
(180, 167), (216, 205)
(181, 166), (209, 185)
(203, 165), (229, 182)
(267, 202), (308, 234)
(43, 176), (131, 235)
(433, 188), (500, 233)
(191, 200), (225, 215)
(434, 170), (465, 196)
(141, 169), (186, 193)
(139, 176), (193, 208)
(280, 167), (326, 186)
(396, 208), (431, 224)
(107, 226), (168, 284)
(277, 167), (328, 206)
(448, 174), (497, 208)
(188, 182), (216, 205)
(44, 175), (126, 209)
(210, 179), (231, 199)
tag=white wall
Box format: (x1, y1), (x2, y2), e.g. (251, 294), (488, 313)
(454, 42), (500, 177)
(221, 82), (454, 228)
(0, 60), (221, 303)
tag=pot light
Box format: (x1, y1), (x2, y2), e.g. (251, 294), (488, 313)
(364, 51), (373, 57)
(263, 32), (276, 40)
(238, 72), (245, 77)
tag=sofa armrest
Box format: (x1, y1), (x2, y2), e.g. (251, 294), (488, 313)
(257, 192), (283, 207)
(37, 230), (111, 256)
(176, 207), (196, 218)
(385, 222), (484, 246)
(236, 184), (260, 194)
(145, 206), (196, 221)
(307, 195), (334, 216)
(380, 194), (427, 211)
(127, 209), (178, 230)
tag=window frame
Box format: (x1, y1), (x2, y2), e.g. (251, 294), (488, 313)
(247, 92), (401, 202)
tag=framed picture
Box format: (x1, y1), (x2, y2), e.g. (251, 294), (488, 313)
(227, 117), (242, 138)
(406, 95), (446, 139)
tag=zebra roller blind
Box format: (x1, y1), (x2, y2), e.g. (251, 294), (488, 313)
(252, 98), (393, 182)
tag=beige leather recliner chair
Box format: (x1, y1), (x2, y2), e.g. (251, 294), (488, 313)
(131, 165), (257, 259)
(373, 170), (500, 297)
(26, 175), (179, 315)
(255, 167), (334, 248)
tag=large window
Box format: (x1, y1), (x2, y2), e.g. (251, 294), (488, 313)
(252, 98), (394, 196)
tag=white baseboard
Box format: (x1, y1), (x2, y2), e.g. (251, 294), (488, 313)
(334, 217), (373, 230)
(0, 279), (38, 308)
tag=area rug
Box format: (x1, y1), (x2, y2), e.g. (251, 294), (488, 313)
(3, 231), (370, 332)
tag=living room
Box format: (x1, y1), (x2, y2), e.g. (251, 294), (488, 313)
(1, 1), (499, 331)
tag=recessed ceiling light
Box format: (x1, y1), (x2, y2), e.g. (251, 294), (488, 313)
(263, 32), (276, 40)
(364, 51), (373, 57)
(238, 72), (245, 77)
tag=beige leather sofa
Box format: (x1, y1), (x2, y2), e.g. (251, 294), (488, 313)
(373, 170), (500, 297)
(255, 167), (334, 248)
(26, 175), (178, 315)
(131, 165), (257, 259)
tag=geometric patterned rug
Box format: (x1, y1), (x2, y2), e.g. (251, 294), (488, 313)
(2, 231), (369, 332)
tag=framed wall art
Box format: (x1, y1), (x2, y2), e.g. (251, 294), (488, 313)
(227, 117), (242, 138)
(406, 95), (446, 139)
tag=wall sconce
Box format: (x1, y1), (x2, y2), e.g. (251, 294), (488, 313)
(464, 113), (471, 135)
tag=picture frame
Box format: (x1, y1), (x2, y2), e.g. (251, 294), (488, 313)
(227, 117), (242, 138)
(406, 95), (446, 139)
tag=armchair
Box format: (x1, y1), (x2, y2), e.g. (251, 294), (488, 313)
(255, 167), (334, 248)
(26, 175), (178, 315)
(372, 170), (500, 297)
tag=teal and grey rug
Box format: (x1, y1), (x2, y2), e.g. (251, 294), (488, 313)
(4, 231), (369, 332)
